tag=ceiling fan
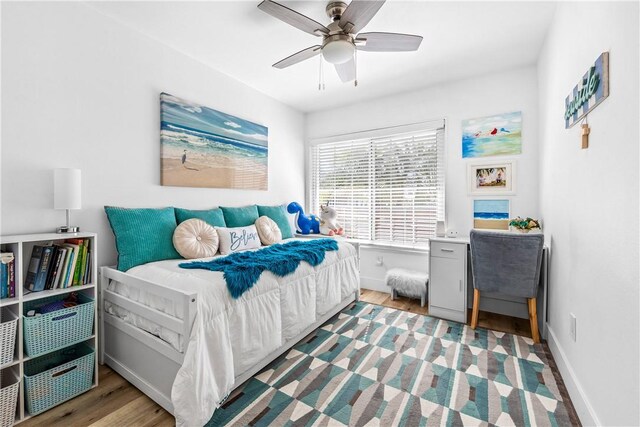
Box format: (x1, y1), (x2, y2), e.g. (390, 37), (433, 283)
(257, 0), (423, 85)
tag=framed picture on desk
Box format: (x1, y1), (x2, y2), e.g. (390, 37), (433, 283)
(473, 199), (510, 230)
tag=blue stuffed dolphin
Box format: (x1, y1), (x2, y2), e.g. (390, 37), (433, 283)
(287, 202), (320, 234)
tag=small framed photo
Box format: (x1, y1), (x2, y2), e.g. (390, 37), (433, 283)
(468, 160), (516, 195)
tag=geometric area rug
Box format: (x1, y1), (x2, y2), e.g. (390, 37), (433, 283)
(207, 302), (575, 426)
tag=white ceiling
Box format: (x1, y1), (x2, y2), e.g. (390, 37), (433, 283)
(88, 1), (557, 113)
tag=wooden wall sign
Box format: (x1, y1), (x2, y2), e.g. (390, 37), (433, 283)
(564, 52), (609, 129)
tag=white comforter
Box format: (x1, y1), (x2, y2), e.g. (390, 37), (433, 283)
(122, 239), (359, 426)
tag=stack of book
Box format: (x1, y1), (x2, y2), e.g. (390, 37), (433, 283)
(25, 239), (92, 293)
(1, 252), (16, 298)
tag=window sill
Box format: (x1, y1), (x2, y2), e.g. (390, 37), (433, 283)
(294, 234), (430, 252)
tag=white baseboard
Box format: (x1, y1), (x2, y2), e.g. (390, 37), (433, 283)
(360, 277), (390, 293)
(546, 324), (600, 426)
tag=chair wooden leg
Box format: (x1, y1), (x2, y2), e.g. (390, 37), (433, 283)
(528, 298), (540, 343)
(470, 289), (480, 329)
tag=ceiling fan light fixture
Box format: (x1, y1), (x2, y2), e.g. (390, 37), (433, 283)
(258, 0), (423, 85)
(322, 38), (355, 64)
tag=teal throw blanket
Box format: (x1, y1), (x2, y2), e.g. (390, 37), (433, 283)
(179, 239), (339, 299)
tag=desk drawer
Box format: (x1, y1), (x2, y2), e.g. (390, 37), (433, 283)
(430, 241), (465, 259)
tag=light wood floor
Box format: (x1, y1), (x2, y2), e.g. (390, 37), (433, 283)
(21, 364), (174, 427)
(22, 290), (534, 427)
(360, 289), (533, 337)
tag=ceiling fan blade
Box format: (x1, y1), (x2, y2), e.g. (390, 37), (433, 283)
(273, 45), (322, 69)
(335, 57), (356, 82)
(356, 32), (423, 52)
(339, 0), (386, 34)
(258, 0), (329, 37)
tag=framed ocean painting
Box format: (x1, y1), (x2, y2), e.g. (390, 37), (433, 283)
(160, 93), (268, 190)
(462, 111), (522, 158)
(473, 199), (510, 230)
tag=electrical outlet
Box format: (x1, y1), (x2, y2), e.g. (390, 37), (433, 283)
(376, 256), (383, 266)
(569, 313), (577, 341)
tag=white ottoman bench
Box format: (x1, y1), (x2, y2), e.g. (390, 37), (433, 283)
(385, 268), (429, 307)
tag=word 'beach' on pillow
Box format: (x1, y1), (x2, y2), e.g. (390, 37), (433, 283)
(216, 225), (261, 255)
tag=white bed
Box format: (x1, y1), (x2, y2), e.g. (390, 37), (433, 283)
(100, 239), (359, 426)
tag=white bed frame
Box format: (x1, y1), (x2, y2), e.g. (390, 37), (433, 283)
(99, 266), (359, 416)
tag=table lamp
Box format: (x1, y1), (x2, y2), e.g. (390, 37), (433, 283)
(54, 168), (81, 233)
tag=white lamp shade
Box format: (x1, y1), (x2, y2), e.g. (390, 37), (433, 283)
(54, 168), (81, 210)
(322, 40), (355, 64)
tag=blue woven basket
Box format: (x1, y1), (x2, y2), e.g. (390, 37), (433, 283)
(24, 343), (94, 415)
(23, 294), (94, 357)
(0, 369), (19, 427)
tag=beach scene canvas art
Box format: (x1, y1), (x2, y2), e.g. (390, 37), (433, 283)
(160, 93), (268, 189)
(473, 199), (510, 230)
(462, 111), (522, 158)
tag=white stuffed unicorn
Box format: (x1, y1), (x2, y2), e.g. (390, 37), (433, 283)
(319, 203), (345, 236)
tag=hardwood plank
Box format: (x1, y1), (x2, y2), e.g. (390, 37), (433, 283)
(359, 289), (387, 305)
(89, 395), (174, 427)
(21, 365), (174, 427)
(360, 289), (531, 337)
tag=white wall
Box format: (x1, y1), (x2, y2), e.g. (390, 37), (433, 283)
(537, 2), (639, 425)
(1, 2), (305, 267)
(359, 246), (429, 293)
(306, 67), (540, 288)
(306, 66), (540, 237)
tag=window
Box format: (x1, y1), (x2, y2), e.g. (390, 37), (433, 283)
(309, 121), (445, 246)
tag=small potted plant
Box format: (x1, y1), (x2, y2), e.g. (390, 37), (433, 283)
(509, 217), (541, 233)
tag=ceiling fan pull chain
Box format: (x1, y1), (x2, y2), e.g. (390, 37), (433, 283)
(354, 50), (358, 87)
(318, 55), (326, 91)
(318, 55), (322, 91)
(322, 57), (326, 90)
(322, 61), (325, 91)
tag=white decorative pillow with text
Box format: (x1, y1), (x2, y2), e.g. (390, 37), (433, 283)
(216, 225), (262, 255)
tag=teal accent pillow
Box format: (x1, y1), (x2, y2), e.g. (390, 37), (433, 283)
(257, 205), (293, 239)
(220, 205), (259, 228)
(104, 206), (181, 271)
(175, 208), (226, 227)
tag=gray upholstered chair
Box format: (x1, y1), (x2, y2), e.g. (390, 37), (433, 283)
(469, 230), (544, 342)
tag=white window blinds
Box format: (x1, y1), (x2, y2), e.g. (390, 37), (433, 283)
(310, 122), (445, 246)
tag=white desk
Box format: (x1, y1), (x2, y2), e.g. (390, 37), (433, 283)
(428, 236), (549, 339)
(295, 233), (548, 339)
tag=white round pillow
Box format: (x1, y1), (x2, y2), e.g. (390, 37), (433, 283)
(173, 218), (219, 259)
(255, 216), (282, 246)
